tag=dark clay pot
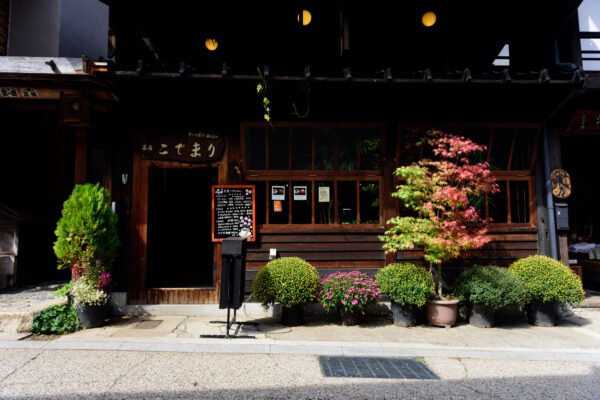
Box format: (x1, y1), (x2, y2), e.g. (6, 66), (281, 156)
(391, 302), (418, 327)
(281, 304), (304, 326)
(469, 303), (495, 328)
(527, 301), (556, 326)
(76, 303), (109, 328)
(338, 308), (359, 326)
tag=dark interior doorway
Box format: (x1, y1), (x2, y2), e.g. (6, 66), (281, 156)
(146, 166), (217, 288)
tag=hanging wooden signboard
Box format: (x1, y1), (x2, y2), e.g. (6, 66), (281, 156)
(566, 110), (600, 133)
(551, 169), (571, 199)
(212, 185), (256, 242)
(139, 130), (225, 162)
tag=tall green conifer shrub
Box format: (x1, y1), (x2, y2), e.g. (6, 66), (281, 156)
(54, 183), (119, 269)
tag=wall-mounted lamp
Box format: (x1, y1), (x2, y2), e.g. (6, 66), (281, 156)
(121, 173), (128, 185)
(422, 11), (436, 27)
(205, 38), (219, 51)
(297, 10), (312, 26)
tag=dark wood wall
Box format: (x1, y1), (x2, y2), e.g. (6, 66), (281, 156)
(0, 0), (8, 55)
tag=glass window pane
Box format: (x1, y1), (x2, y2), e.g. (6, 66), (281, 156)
(315, 181), (334, 224)
(510, 181), (530, 223)
(338, 128), (358, 171)
(338, 181), (357, 224)
(361, 127), (382, 170)
(468, 128), (491, 164)
(268, 128), (289, 170)
(581, 38), (600, 51)
(360, 181), (380, 224)
(511, 128), (537, 170)
(292, 181), (311, 224)
(245, 127), (265, 170)
(291, 128), (312, 170)
(252, 180), (267, 225)
(315, 127), (336, 170)
(399, 128), (423, 166)
(489, 181), (508, 223)
(579, 0), (600, 32)
(269, 181), (289, 224)
(489, 128), (513, 170)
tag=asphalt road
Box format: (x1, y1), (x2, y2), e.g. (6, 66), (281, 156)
(1, 349), (598, 399)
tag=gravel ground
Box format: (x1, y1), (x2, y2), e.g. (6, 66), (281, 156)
(0, 349), (598, 399)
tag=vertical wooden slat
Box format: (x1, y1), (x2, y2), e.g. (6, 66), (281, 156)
(506, 181), (512, 223)
(507, 129), (516, 171)
(356, 180), (361, 224)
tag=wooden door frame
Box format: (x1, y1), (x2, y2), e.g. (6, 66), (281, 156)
(129, 145), (228, 304)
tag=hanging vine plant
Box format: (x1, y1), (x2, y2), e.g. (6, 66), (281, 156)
(256, 67), (272, 123)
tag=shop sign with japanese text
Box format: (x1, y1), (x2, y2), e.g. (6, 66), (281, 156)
(139, 131), (225, 162)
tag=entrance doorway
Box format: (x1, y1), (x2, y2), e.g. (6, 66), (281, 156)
(146, 166), (217, 288)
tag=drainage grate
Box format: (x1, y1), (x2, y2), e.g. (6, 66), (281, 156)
(318, 356), (439, 380)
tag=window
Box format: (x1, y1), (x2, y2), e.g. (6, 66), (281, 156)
(397, 127), (539, 225)
(242, 123), (384, 226)
(579, 0), (600, 71)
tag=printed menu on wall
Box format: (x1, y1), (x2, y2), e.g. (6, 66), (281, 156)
(212, 185), (256, 242)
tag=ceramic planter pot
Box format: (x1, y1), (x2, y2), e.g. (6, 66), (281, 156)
(426, 299), (459, 329)
(76, 303), (109, 328)
(526, 301), (556, 326)
(281, 304), (304, 326)
(391, 301), (418, 327)
(338, 308), (359, 326)
(469, 303), (495, 328)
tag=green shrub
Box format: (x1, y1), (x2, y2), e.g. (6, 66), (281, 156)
(375, 263), (435, 307)
(54, 183), (120, 269)
(31, 305), (80, 335)
(252, 257), (320, 309)
(454, 265), (526, 310)
(53, 281), (73, 297)
(509, 255), (584, 305)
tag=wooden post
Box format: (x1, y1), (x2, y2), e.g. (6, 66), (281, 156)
(74, 127), (87, 184)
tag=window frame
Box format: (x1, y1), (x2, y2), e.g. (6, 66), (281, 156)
(241, 122), (386, 229)
(395, 124), (540, 229)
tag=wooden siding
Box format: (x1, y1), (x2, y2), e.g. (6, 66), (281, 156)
(0, 0), (7, 55)
(243, 228), (538, 292)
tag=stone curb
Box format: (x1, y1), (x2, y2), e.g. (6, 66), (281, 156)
(1, 337), (599, 362)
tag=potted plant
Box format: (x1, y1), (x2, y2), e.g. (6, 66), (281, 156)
(54, 183), (119, 327)
(252, 257), (320, 326)
(375, 263), (435, 327)
(509, 255), (584, 326)
(318, 271), (381, 326)
(454, 265), (526, 328)
(380, 130), (498, 328)
(69, 257), (112, 328)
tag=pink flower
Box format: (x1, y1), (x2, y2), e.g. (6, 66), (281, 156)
(344, 294), (350, 298)
(341, 300), (346, 305)
(351, 300), (358, 305)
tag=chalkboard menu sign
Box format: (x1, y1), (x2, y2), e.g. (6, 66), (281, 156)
(212, 185), (256, 242)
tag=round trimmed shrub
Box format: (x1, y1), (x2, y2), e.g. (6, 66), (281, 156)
(252, 257), (320, 309)
(454, 265), (526, 310)
(375, 263), (435, 307)
(509, 255), (584, 305)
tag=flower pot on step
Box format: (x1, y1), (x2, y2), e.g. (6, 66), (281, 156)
(469, 303), (495, 328)
(76, 303), (108, 328)
(426, 298), (459, 329)
(281, 304), (304, 326)
(391, 301), (418, 327)
(526, 301), (556, 326)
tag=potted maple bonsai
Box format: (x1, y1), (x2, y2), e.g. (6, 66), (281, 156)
(380, 130), (498, 328)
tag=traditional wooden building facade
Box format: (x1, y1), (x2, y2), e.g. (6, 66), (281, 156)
(1, 0), (599, 298)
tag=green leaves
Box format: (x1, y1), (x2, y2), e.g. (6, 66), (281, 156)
(252, 257), (320, 309)
(31, 305), (80, 335)
(54, 183), (119, 270)
(455, 265), (526, 310)
(375, 263), (435, 307)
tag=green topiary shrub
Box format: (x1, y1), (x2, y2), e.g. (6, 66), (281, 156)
(509, 255), (584, 305)
(54, 183), (120, 270)
(31, 305), (80, 335)
(252, 257), (320, 309)
(454, 265), (526, 310)
(375, 263), (435, 307)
